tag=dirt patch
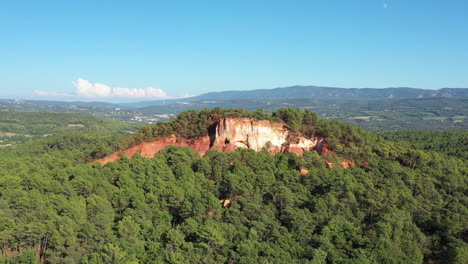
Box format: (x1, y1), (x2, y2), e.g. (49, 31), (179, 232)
(348, 116), (377, 120)
(0, 132), (33, 137)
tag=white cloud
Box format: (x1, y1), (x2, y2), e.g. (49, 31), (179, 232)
(34, 78), (171, 99)
(72, 78), (168, 99)
(74, 78), (112, 97)
(113, 87), (167, 98)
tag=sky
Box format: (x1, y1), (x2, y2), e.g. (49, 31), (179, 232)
(1, 0), (467, 102)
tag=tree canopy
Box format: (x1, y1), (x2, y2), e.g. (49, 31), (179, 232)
(0, 108), (466, 264)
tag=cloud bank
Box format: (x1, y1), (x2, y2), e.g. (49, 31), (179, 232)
(34, 78), (194, 100)
(73, 78), (168, 98)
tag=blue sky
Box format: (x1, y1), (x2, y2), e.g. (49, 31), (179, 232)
(1, 0), (467, 101)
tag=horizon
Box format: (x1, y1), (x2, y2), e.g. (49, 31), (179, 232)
(1, 1), (468, 102)
(1, 85), (466, 104)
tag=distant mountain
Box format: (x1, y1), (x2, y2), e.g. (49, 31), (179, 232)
(4, 86), (467, 110)
(122, 86), (468, 108)
(188, 86), (468, 101)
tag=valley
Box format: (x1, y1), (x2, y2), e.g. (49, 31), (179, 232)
(2, 86), (467, 134)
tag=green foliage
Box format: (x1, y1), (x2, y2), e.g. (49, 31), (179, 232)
(380, 130), (468, 160)
(0, 111), (139, 145)
(274, 108), (303, 132)
(0, 108), (466, 263)
(0, 132), (135, 166)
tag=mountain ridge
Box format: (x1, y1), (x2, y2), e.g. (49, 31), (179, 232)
(2, 86), (467, 108)
(185, 86), (468, 100)
(123, 86), (468, 107)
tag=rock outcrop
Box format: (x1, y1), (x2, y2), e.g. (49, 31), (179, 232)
(300, 167), (310, 175)
(325, 160), (356, 169)
(219, 195), (242, 208)
(95, 135), (211, 165)
(211, 118), (324, 155)
(95, 118), (330, 165)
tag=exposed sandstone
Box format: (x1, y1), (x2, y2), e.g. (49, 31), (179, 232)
(212, 118), (323, 155)
(95, 135), (211, 165)
(325, 160), (356, 169)
(341, 160), (356, 169)
(94, 118), (339, 166)
(219, 195), (242, 208)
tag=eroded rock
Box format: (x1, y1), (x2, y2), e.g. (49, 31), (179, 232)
(94, 118), (338, 166)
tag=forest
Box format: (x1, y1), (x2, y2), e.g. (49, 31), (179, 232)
(0, 108), (466, 263)
(380, 130), (468, 160)
(0, 111), (138, 145)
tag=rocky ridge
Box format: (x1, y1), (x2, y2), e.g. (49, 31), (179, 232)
(95, 118), (333, 165)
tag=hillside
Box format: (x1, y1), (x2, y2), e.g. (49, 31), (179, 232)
(94, 117), (340, 167)
(189, 86), (468, 101)
(136, 98), (468, 131)
(0, 111), (140, 145)
(124, 86), (468, 108)
(0, 108), (466, 263)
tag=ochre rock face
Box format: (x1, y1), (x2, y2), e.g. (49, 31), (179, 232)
(95, 118), (327, 165)
(316, 142), (332, 156)
(211, 118), (322, 155)
(341, 160), (356, 169)
(95, 136), (211, 165)
(212, 118), (288, 153)
(325, 160), (356, 169)
(285, 138), (322, 156)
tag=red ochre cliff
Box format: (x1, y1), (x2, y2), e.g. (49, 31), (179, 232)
(95, 118), (336, 165)
(94, 135), (211, 165)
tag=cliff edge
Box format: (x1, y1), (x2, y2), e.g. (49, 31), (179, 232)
(95, 118), (329, 165)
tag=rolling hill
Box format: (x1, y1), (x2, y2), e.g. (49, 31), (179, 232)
(123, 86), (468, 108)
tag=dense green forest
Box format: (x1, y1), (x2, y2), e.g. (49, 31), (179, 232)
(0, 111), (139, 145)
(380, 130), (468, 160)
(0, 108), (466, 263)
